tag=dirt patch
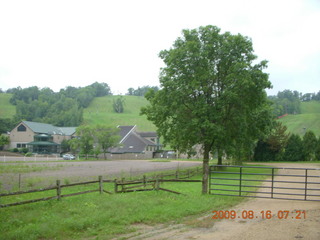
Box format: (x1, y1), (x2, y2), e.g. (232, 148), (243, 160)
(119, 163), (320, 240)
(0, 160), (202, 190)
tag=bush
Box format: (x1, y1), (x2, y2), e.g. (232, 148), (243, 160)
(13, 148), (19, 152)
(20, 148), (29, 154)
(25, 152), (33, 157)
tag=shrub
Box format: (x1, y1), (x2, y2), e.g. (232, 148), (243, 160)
(25, 152), (33, 157)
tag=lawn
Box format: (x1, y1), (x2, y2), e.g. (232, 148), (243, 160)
(0, 165), (272, 240)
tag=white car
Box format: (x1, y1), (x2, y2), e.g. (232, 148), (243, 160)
(62, 154), (76, 160)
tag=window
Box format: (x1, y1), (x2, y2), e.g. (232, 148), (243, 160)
(17, 124), (27, 132)
(17, 143), (21, 148)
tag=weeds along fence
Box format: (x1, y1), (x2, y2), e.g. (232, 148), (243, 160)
(0, 167), (202, 208)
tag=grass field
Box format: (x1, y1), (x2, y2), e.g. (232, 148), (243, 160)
(278, 101), (320, 136)
(0, 165), (272, 240)
(83, 95), (156, 131)
(0, 93), (15, 118)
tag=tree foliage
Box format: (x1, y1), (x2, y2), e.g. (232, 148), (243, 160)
(142, 25), (272, 193)
(302, 130), (318, 161)
(0, 134), (10, 150)
(73, 125), (120, 159)
(113, 96), (125, 113)
(268, 90), (301, 117)
(94, 125), (120, 159)
(126, 86), (159, 96)
(253, 122), (289, 162)
(8, 82), (111, 127)
(283, 134), (304, 161)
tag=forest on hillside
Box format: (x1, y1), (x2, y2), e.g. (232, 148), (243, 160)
(0, 84), (159, 133)
(1, 85), (320, 134)
(268, 90), (320, 117)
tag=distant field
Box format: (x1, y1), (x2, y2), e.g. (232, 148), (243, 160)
(83, 95), (156, 131)
(0, 93), (15, 118)
(279, 101), (320, 136)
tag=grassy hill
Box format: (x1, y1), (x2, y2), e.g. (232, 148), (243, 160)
(83, 95), (156, 131)
(279, 101), (320, 136)
(0, 93), (15, 118)
(1, 92), (319, 136)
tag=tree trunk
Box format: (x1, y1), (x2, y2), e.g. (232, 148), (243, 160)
(217, 148), (223, 165)
(202, 145), (210, 194)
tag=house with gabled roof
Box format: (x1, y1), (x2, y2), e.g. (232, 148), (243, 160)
(108, 125), (161, 159)
(9, 121), (76, 154)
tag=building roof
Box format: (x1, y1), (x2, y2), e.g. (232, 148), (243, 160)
(138, 132), (158, 138)
(109, 125), (158, 154)
(21, 121), (76, 136)
(118, 125), (136, 143)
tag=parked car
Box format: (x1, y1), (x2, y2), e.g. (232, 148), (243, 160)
(62, 154), (75, 160)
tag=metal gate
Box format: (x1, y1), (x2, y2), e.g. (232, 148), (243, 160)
(209, 165), (320, 201)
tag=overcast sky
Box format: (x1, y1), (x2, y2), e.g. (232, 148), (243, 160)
(0, 0), (319, 95)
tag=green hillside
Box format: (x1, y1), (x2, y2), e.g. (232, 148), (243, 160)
(279, 101), (320, 136)
(83, 95), (156, 131)
(2, 92), (319, 136)
(0, 93), (15, 118)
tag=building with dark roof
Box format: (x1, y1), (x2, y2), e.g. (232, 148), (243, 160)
(108, 125), (161, 159)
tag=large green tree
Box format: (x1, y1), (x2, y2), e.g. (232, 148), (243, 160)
(142, 25), (272, 194)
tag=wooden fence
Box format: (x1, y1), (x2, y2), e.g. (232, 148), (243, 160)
(0, 167), (202, 208)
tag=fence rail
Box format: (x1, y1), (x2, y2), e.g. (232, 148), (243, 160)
(209, 165), (320, 201)
(0, 167), (202, 208)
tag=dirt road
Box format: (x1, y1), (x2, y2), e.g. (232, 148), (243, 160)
(122, 163), (320, 240)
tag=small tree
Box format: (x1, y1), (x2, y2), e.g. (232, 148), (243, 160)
(113, 96), (125, 113)
(69, 138), (80, 155)
(303, 130), (317, 161)
(76, 126), (94, 159)
(283, 134), (304, 161)
(0, 134), (10, 150)
(94, 125), (120, 159)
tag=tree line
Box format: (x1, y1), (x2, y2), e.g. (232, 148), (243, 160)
(0, 82), (112, 133)
(268, 89), (320, 118)
(126, 86), (159, 96)
(254, 122), (320, 162)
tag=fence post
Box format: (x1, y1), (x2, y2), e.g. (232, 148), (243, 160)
(56, 180), (61, 200)
(239, 167), (242, 196)
(99, 176), (103, 194)
(155, 178), (160, 191)
(114, 179), (118, 193)
(143, 175), (146, 187)
(121, 178), (125, 192)
(175, 170), (179, 179)
(271, 168), (274, 198)
(19, 174), (21, 191)
(304, 169), (308, 201)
